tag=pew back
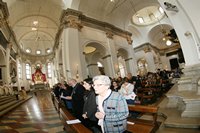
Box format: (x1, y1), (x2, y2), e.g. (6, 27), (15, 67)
(60, 106), (92, 133)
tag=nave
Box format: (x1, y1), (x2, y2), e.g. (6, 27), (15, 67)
(0, 89), (199, 133)
(0, 90), (64, 133)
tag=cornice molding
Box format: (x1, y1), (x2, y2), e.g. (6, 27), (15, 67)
(59, 8), (132, 42)
(125, 58), (133, 61)
(87, 64), (98, 67)
(134, 42), (181, 55)
(54, 8), (133, 51)
(0, 0), (9, 20)
(20, 52), (54, 64)
(102, 54), (111, 59)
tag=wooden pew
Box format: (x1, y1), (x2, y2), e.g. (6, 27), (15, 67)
(60, 106), (92, 133)
(51, 94), (92, 133)
(127, 105), (159, 133)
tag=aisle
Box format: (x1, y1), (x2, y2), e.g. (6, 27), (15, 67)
(0, 90), (65, 133)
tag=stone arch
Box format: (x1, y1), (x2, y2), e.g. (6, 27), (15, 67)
(148, 24), (174, 49)
(83, 41), (107, 77)
(117, 48), (129, 77)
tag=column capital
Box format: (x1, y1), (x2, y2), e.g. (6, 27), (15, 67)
(62, 15), (83, 31)
(7, 43), (12, 49)
(106, 31), (114, 39)
(143, 45), (151, 53)
(0, 0), (9, 27)
(126, 35), (133, 45)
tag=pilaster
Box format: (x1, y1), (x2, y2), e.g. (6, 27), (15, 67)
(143, 46), (156, 73)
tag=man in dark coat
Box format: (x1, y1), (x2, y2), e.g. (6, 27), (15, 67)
(66, 78), (85, 122)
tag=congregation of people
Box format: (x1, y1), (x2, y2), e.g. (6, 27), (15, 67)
(0, 83), (27, 100)
(52, 69), (182, 133)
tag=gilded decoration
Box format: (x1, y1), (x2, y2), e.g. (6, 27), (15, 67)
(143, 46), (151, 53)
(126, 36), (133, 45)
(62, 15), (83, 31)
(106, 31), (114, 39)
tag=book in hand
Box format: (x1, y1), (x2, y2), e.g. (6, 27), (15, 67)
(60, 95), (67, 99)
(127, 121), (135, 125)
(66, 119), (81, 124)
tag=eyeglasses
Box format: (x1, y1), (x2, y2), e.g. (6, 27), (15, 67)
(92, 84), (104, 87)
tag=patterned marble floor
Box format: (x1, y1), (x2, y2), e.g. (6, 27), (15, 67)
(0, 90), (65, 133)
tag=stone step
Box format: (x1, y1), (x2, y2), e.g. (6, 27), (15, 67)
(0, 96), (15, 102)
(156, 125), (200, 133)
(0, 100), (20, 112)
(158, 98), (200, 129)
(0, 97), (16, 106)
(0, 96), (32, 117)
(162, 108), (200, 129)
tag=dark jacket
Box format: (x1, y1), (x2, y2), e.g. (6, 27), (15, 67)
(83, 90), (98, 121)
(71, 83), (85, 119)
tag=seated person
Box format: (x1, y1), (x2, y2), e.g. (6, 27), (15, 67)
(119, 77), (136, 105)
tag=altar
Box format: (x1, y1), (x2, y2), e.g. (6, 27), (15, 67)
(34, 83), (45, 90)
(32, 65), (47, 90)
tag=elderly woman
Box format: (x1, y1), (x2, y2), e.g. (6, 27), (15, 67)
(93, 75), (129, 133)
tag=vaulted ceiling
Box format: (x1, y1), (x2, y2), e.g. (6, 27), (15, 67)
(4, 0), (179, 57)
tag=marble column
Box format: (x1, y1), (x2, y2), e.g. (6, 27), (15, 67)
(87, 64), (100, 77)
(104, 31), (119, 78)
(54, 48), (60, 82)
(126, 45), (137, 76)
(5, 44), (11, 84)
(62, 14), (83, 81)
(143, 46), (156, 73)
(16, 56), (21, 91)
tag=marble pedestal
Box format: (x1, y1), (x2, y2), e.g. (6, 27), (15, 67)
(167, 64), (200, 118)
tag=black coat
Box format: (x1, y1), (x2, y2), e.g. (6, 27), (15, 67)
(83, 90), (98, 121)
(71, 83), (85, 119)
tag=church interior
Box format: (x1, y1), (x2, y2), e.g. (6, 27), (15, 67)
(0, 0), (199, 132)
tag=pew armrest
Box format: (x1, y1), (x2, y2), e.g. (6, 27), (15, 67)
(128, 105), (158, 125)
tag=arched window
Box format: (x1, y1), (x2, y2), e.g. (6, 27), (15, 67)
(25, 63), (31, 79)
(47, 62), (52, 78)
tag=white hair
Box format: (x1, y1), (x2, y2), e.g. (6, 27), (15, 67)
(92, 75), (111, 86)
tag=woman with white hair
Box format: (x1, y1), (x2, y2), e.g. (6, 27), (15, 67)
(93, 75), (129, 133)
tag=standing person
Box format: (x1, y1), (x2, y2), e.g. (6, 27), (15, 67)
(21, 88), (27, 99)
(93, 75), (129, 133)
(82, 78), (101, 133)
(60, 83), (73, 110)
(14, 88), (19, 100)
(66, 78), (85, 123)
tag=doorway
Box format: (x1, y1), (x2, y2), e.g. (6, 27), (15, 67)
(170, 58), (179, 70)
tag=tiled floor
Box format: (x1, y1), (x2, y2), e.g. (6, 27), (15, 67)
(0, 90), (65, 133)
